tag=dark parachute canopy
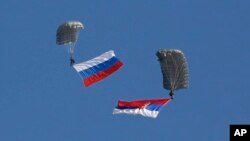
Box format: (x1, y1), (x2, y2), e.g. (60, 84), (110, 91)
(156, 49), (189, 99)
(56, 21), (84, 65)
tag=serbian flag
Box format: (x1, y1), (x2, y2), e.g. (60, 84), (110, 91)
(113, 98), (171, 118)
(73, 50), (123, 87)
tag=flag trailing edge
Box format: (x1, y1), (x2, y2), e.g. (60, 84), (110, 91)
(73, 50), (123, 87)
(113, 98), (171, 118)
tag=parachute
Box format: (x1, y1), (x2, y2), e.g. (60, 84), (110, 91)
(156, 49), (189, 99)
(56, 21), (84, 65)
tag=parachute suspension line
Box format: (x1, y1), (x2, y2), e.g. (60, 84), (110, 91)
(161, 58), (171, 91)
(69, 43), (75, 66)
(171, 53), (185, 91)
(170, 53), (178, 90)
(164, 58), (174, 99)
(69, 29), (81, 66)
(174, 62), (186, 90)
(169, 53), (184, 99)
(173, 56), (184, 90)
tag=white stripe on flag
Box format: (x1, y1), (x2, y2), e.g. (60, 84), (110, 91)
(73, 50), (115, 72)
(113, 108), (159, 118)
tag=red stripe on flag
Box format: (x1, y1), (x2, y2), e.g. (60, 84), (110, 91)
(117, 98), (171, 108)
(83, 61), (123, 87)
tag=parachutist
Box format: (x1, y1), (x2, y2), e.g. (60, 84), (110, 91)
(170, 90), (174, 99)
(156, 49), (189, 99)
(70, 57), (75, 66)
(56, 21), (83, 66)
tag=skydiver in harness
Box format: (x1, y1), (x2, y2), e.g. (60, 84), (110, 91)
(70, 52), (75, 66)
(70, 56), (75, 66)
(169, 90), (174, 99)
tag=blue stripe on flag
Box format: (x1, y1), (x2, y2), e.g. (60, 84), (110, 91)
(146, 104), (163, 111)
(79, 56), (119, 78)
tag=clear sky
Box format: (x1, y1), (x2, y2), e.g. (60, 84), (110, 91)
(1, 0), (250, 141)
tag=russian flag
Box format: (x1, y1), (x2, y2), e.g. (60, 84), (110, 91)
(73, 50), (123, 87)
(113, 98), (171, 118)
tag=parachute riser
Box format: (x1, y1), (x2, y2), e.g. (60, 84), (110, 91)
(67, 44), (75, 66)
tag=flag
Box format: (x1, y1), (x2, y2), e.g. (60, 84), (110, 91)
(73, 50), (123, 87)
(113, 98), (171, 118)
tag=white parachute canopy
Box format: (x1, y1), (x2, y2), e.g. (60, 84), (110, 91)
(56, 21), (84, 65)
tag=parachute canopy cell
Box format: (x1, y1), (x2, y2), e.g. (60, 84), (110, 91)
(156, 49), (189, 92)
(56, 21), (84, 45)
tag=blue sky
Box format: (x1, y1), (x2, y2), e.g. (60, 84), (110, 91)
(1, 0), (250, 141)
